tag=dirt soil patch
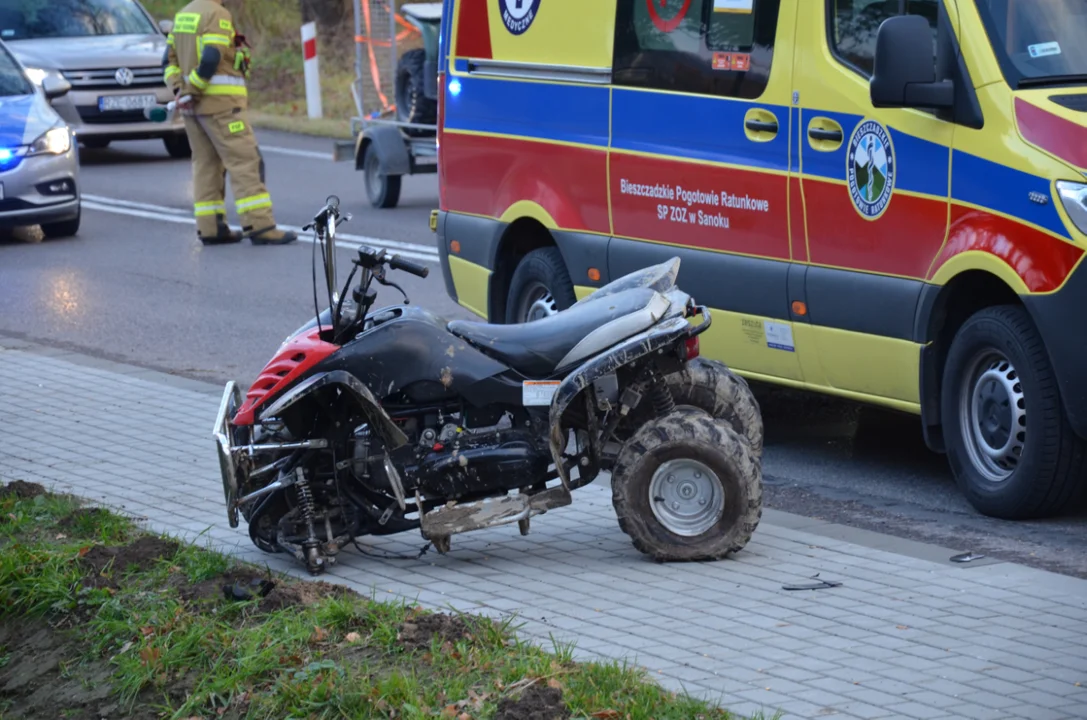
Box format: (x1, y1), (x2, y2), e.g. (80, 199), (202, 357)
(0, 618), (164, 720)
(180, 567), (355, 613)
(57, 508), (113, 535)
(0, 481), (45, 500)
(495, 685), (572, 720)
(398, 612), (477, 652)
(79, 536), (180, 587)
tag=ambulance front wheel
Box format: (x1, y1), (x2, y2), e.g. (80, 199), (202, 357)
(363, 142), (401, 209)
(505, 247), (577, 324)
(941, 304), (1087, 520)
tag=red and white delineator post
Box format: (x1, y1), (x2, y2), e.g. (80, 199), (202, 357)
(301, 21), (322, 119)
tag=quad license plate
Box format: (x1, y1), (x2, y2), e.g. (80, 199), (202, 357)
(98, 94), (157, 112)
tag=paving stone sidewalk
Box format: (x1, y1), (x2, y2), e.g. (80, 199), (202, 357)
(1, 338), (1085, 720)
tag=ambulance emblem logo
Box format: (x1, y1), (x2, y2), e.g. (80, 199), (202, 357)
(847, 119), (895, 220)
(498, 0), (542, 35)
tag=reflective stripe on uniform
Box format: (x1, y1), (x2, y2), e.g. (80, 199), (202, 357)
(205, 74), (247, 96)
(173, 11), (199, 33)
(188, 69), (209, 90)
(236, 193), (272, 214)
(163, 65), (181, 82)
(201, 33), (232, 46)
(166, 32), (175, 46)
(194, 201), (226, 217)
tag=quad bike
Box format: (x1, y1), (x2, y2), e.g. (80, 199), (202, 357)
(213, 195), (764, 574)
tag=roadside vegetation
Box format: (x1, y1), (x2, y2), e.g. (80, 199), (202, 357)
(0, 480), (765, 719)
(140, 0), (419, 138)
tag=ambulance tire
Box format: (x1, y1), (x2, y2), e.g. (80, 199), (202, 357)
(396, 49), (436, 136)
(941, 304), (1087, 520)
(163, 133), (192, 159)
(505, 247), (577, 324)
(363, 142), (401, 209)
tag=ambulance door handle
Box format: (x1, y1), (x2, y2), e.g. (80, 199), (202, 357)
(808, 128), (843, 142)
(745, 119), (778, 133)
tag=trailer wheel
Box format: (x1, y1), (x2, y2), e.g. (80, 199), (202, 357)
(363, 142), (401, 209)
(396, 49), (437, 136)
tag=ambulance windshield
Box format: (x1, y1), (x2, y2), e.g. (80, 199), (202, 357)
(975, 0), (1087, 87)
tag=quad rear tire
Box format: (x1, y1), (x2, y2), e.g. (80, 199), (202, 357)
(941, 305), (1087, 519)
(611, 409), (762, 561)
(617, 358), (763, 458)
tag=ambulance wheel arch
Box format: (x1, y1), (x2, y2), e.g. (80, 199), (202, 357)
(491, 219), (575, 324)
(916, 271), (1087, 519)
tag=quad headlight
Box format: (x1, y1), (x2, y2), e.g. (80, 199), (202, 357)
(1057, 181), (1087, 236)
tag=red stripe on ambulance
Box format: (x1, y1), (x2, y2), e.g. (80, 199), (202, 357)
(454, 0), (493, 60)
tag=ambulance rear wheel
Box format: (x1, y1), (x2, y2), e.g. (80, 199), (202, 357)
(363, 142), (401, 209)
(941, 304), (1087, 519)
(506, 247), (576, 324)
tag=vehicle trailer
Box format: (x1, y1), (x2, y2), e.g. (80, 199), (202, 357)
(334, 2), (441, 209)
(431, 0), (1087, 520)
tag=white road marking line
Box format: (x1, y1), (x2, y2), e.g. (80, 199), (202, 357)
(83, 194), (190, 215)
(260, 145), (332, 160)
(83, 197), (441, 263)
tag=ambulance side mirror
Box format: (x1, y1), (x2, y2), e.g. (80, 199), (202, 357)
(41, 74), (71, 100)
(870, 15), (953, 110)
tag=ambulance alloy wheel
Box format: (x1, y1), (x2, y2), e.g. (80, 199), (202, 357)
(611, 409), (762, 562)
(941, 305), (1087, 519)
(363, 142), (401, 209)
(505, 247), (576, 323)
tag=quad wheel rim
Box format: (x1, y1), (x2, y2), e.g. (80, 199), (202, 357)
(959, 349), (1027, 483)
(648, 458), (725, 537)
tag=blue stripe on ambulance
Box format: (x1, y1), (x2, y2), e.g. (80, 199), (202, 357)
(951, 151), (1071, 239)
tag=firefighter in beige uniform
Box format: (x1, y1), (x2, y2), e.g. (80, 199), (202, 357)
(163, 0), (296, 245)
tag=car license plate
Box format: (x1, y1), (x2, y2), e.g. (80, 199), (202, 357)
(98, 94), (157, 112)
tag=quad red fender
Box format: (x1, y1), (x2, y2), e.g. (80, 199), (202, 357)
(232, 327), (340, 427)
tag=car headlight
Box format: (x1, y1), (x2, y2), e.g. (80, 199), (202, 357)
(23, 67), (63, 86)
(1057, 181), (1087, 236)
(28, 126), (71, 156)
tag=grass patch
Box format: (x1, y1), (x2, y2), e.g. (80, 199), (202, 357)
(0, 480), (773, 719)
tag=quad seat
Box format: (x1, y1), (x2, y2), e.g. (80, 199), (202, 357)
(448, 287), (672, 378)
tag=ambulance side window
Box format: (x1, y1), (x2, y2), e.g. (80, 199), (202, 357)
(830, 0), (940, 77)
(612, 0), (783, 100)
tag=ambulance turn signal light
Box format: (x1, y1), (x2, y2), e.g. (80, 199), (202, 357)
(450, 240), (461, 254)
(792, 301), (807, 316)
(588, 267), (601, 282)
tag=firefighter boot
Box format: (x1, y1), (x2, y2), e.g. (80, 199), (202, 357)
(247, 226), (298, 245)
(199, 214), (243, 245)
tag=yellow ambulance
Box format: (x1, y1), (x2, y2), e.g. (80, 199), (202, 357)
(431, 0), (1087, 520)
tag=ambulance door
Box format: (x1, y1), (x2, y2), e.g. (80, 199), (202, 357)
(607, 0), (805, 383)
(793, 0), (954, 403)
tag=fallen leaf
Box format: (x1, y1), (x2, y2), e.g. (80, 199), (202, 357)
(591, 712), (620, 720)
(140, 626), (155, 637)
(311, 626), (328, 642)
(55, 533), (67, 540)
(345, 632), (361, 643)
(78, 546), (91, 557)
(440, 706), (458, 719)
(547, 678), (563, 690)
(458, 714), (472, 720)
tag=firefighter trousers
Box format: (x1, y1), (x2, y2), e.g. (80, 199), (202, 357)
(184, 108), (277, 237)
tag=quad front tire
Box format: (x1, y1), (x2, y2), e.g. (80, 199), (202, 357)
(611, 409), (762, 561)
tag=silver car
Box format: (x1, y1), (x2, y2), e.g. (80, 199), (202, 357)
(0, 0), (189, 158)
(0, 39), (80, 237)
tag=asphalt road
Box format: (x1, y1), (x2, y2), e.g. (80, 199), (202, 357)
(2, 129), (1084, 578)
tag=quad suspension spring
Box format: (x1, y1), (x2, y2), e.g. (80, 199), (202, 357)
(648, 371), (676, 416)
(294, 472), (316, 523)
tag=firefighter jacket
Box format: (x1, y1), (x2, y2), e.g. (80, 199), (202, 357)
(162, 0), (250, 115)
